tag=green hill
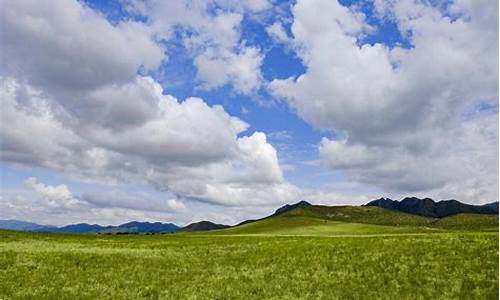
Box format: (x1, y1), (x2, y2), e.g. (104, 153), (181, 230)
(282, 205), (436, 226)
(218, 216), (431, 236)
(216, 205), (498, 236)
(432, 213), (498, 231)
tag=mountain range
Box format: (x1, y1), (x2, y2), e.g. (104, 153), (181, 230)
(365, 197), (499, 218)
(1, 197), (498, 233)
(0, 220), (179, 234)
(0, 220), (57, 232)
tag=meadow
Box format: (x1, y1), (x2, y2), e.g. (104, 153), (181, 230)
(0, 226), (498, 299)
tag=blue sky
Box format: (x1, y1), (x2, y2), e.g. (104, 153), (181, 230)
(0, 0), (497, 225)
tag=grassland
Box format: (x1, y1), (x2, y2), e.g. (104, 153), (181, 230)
(0, 207), (498, 299)
(216, 215), (436, 236)
(222, 205), (498, 235)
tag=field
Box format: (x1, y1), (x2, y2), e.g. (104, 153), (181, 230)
(220, 206), (499, 235)
(0, 223), (498, 299)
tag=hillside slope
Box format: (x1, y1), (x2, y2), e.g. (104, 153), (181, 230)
(432, 214), (498, 231)
(180, 221), (230, 232)
(220, 204), (498, 235)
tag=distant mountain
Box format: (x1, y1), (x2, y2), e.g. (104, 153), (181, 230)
(117, 221), (178, 233)
(365, 197), (499, 218)
(0, 220), (56, 231)
(0, 220), (179, 233)
(3, 197), (497, 234)
(180, 221), (230, 232)
(54, 223), (105, 233)
(483, 202), (499, 212)
(54, 221), (179, 233)
(274, 200), (312, 216)
(234, 200), (313, 227)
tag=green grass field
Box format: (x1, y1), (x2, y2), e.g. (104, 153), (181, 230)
(221, 206), (499, 235)
(0, 208), (498, 299)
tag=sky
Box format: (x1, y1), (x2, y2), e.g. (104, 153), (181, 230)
(0, 0), (498, 226)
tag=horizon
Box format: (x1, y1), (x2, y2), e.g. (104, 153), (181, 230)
(0, 0), (498, 227)
(2, 196), (498, 228)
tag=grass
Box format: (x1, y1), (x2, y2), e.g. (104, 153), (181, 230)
(286, 205), (499, 230)
(221, 206), (498, 235)
(216, 215), (439, 235)
(0, 228), (498, 299)
(0, 207), (497, 299)
(286, 205), (438, 226)
(433, 214), (499, 231)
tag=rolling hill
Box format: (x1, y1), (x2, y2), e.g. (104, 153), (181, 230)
(217, 201), (498, 235)
(2, 198), (497, 235)
(179, 221), (230, 232)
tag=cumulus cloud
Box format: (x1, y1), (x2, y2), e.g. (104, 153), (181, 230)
(0, 0), (299, 213)
(0, 78), (86, 169)
(24, 177), (85, 210)
(80, 191), (185, 213)
(0, 187), (188, 226)
(270, 0), (498, 202)
(194, 46), (263, 93)
(0, 186), (288, 226)
(320, 113), (499, 201)
(126, 0), (266, 94)
(1, 75), (297, 207)
(0, 0), (164, 92)
(21, 176), (185, 217)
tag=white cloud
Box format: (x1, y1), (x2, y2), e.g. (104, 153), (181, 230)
(24, 177), (85, 210)
(18, 176), (186, 222)
(301, 190), (377, 206)
(0, 78), (86, 169)
(0, 185), (291, 226)
(126, 0), (266, 94)
(270, 0), (498, 203)
(80, 190), (185, 213)
(266, 21), (289, 43)
(0, 0), (300, 214)
(319, 113), (499, 201)
(194, 46), (263, 93)
(81, 77), (248, 165)
(0, 0), (164, 92)
(319, 139), (381, 170)
(214, 0), (271, 13)
(1, 75), (298, 207)
(0, 187), (185, 226)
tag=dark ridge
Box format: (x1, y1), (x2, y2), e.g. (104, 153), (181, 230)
(365, 197), (499, 218)
(482, 202), (499, 212)
(54, 223), (105, 233)
(273, 200), (312, 216)
(234, 200), (313, 227)
(180, 221), (230, 232)
(236, 219), (258, 226)
(118, 221), (179, 233)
